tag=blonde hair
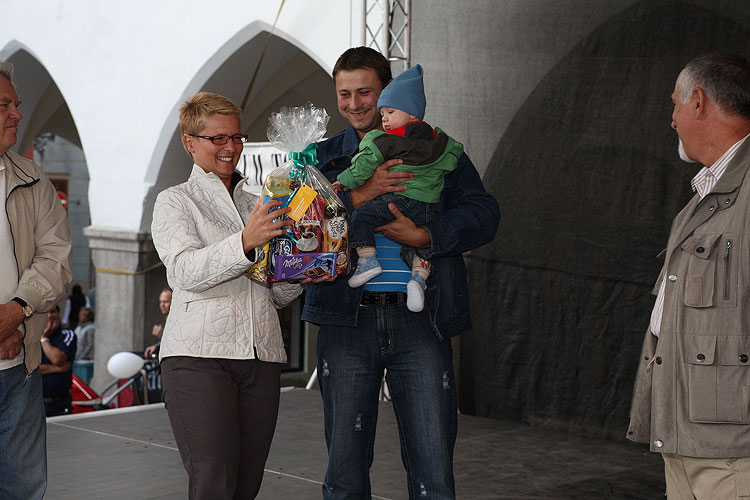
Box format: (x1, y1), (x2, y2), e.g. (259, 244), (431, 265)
(179, 92), (242, 157)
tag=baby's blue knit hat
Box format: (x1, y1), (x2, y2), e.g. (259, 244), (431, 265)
(377, 64), (426, 120)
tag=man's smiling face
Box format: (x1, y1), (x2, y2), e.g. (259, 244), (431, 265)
(335, 68), (384, 138)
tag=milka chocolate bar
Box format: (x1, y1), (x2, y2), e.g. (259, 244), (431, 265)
(272, 252), (337, 281)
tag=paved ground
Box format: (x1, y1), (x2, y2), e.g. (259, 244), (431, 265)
(46, 388), (664, 499)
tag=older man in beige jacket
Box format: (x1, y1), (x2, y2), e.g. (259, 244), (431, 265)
(628, 53), (750, 499)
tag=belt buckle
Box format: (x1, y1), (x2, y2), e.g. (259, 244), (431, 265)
(361, 291), (384, 306)
(361, 291), (403, 306)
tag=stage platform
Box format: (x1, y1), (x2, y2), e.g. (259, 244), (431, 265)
(46, 388), (664, 499)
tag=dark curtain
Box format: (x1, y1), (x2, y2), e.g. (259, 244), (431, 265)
(461, 0), (750, 440)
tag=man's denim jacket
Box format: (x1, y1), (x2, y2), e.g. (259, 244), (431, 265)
(302, 125), (500, 339)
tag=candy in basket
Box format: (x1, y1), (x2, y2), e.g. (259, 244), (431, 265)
(249, 104), (349, 283)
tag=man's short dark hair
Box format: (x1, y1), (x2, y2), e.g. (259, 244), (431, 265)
(332, 47), (392, 88)
(678, 52), (750, 119)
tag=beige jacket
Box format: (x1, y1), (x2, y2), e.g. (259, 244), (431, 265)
(628, 138), (750, 458)
(4, 150), (73, 372)
(152, 165), (301, 363)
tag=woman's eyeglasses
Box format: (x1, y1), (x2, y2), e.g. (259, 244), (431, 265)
(189, 134), (248, 145)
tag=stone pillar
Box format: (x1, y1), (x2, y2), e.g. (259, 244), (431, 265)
(83, 226), (167, 389)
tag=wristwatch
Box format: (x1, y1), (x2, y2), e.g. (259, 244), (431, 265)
(11, 297), (33, 318)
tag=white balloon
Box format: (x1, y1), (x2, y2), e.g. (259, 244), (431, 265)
(107, 351), (145, 379)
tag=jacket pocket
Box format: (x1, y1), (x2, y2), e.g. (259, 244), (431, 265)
(719, 236), (738, 306)
(685, 335), (750, 423)
(681, 233), (721, 308)
(184, 295), (237, 339)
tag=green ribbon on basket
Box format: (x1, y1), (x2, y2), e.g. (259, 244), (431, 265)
(279, 143), (319, 244)
(288, 142), (318, 167)
(287, 143), (318, 187)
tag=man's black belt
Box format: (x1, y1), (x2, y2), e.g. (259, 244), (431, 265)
(360, 291), (406, 306)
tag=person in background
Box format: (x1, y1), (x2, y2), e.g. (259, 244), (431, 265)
(40, 305), (77, 417)
(144, 288), (172, 359)
(62, 283), (89, 330)
(303, 47), (499, 499)
(72, 306), (95, 384)
(0, 60), (73, 499)
(74, 307), (95, 361)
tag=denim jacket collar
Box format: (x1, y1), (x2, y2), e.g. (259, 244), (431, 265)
(318, 125), (362, 166)
(342, 125), (362, 157)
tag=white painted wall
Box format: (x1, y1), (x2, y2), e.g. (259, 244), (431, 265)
(0, 0), (364, 231)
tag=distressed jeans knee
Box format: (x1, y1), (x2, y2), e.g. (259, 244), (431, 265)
(317, 305), (457, 499)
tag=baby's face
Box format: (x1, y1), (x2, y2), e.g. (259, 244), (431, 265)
(380, 107), (417, 131)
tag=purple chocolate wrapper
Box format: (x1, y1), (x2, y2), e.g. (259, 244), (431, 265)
(273, 252), (337, 281)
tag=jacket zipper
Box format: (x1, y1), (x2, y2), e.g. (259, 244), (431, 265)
(5, 160), (38, 375)
(724, 239), (733, 300)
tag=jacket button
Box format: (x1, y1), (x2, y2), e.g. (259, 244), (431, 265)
(740, 354), (748, 363)
(696, 246), (705, 254)
(655, 356), (662, 365)
(697, 353), (705, 362)
(644, 356), (649, 361)
(709, 206), (715, 211)
(668, 274), (678, 282)
(654, 440), (664, 448)
(726, 198), (731, 205)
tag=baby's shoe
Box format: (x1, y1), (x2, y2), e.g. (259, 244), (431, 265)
(348, 256), (383, 288)
(406, 273), (427, 312)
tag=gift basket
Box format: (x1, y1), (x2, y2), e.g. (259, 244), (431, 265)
(249, 103), (349, 283)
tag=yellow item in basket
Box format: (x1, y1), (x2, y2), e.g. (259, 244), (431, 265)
(287, 184), (318, 222)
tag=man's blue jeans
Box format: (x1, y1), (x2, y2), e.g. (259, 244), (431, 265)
(317, 301), (457, 499)
(0, 365), (47, 500)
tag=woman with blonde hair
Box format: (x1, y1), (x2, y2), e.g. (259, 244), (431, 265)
(151, 91), (301, 499)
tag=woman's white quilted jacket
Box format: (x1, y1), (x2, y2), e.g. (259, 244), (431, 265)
(151, 165), (301, 363)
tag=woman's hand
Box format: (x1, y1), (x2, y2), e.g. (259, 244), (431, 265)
(242, 198), (292, 252)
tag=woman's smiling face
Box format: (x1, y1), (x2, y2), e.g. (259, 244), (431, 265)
(184, 113), (243, 189)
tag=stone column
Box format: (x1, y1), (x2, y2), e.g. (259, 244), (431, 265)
(83, 226), (168, 389)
